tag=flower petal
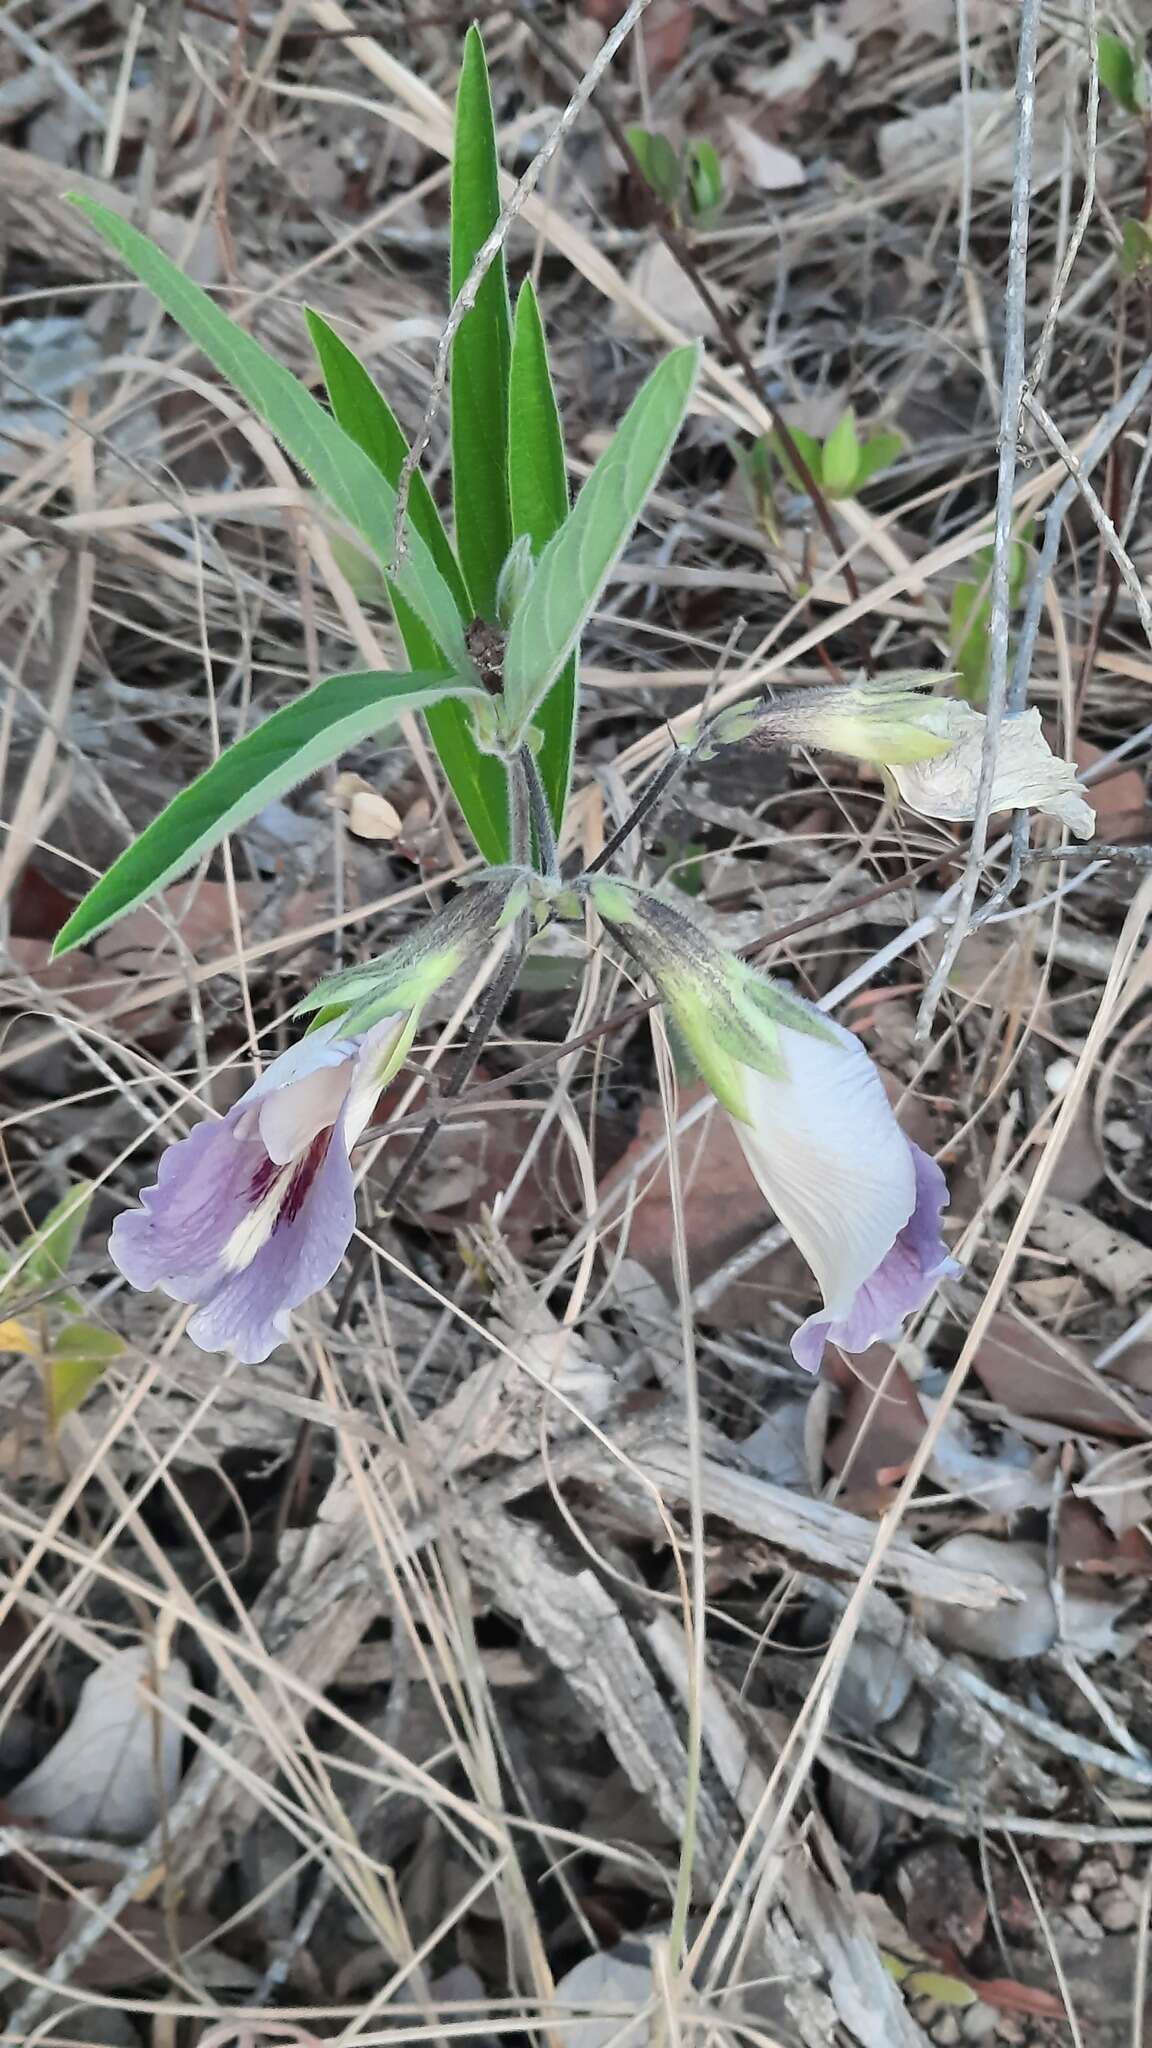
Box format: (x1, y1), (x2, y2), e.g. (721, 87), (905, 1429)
(186, 1125), (356, 1363)
(732, 1018), (918, 1326)
(892, 705), (1094, 839)
(790, 1143), (959, 1371)
(109, 1109), (264, 1304)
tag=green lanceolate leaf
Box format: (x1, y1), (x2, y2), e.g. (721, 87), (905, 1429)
(53, 672), (478, 954)
(72, 197), (472, 676)
(820, 411), (861, 497)
(508, 279), (575, 835)
(24, 1183), (95, 1291)
(1098, 31), (1138, 114)
(504, 342), (701, 734)
(305, 309), (511, 862)
(451, 25), (513, 619)
(47, 1323), (125, 1427)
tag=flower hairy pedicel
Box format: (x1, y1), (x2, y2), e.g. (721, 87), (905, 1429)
(711, 674), (1095, 840)
(590, 877), (958, 1371)
(111, 875), (528, 1364)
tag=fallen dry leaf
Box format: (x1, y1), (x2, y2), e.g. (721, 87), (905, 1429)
(1074, 1443), (1152, 1540)
(745, 22), (856, 105)
(973, 1311), (1144, 1437)
(878, 90), (1065, 192)
(7, 1645), (190, 1842)
(724, 115), (806, 191)
(920, 1538), (1058, 1661)
(614, 240), (721, 339)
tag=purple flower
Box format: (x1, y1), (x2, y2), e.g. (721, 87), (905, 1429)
(110, 1015), (412, 1363)
(731, 1012), (958, 1373)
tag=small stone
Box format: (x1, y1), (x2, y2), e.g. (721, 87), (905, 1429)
(932, 2016), (961, 2046)
(1043, 1838), (1080, 1868)
(1114, 1843), (1136, 1871)
(1104, 1119), (1142, 1154)
(960, 2007), (998, 2043)
(993, 2019), (1025, 2044)
(1094, 1886), (1137, 1932)
(1061, 1901), (1104, 1943)
(1079, 1857), (1117, 1890)
(1046, 1057), (1075, 1093)
(1070, 1879), (1093, 1903)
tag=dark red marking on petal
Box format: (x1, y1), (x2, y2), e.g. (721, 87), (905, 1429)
(246, 1152), (283, 1204)
(278, 1128), (334, 1228)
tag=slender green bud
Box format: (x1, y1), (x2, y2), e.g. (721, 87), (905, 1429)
(495, 535), (536, 628)
(296, 871), (529, 1036)
(710, 673), (960, 768)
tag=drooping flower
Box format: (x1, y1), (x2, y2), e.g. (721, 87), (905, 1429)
(729, 1015), (957, 1371)
(111, 871), (530, 1363)
(709, 674), (1095, 840)
(589, 877), (958, 1371)
(111, 1013), (415, 1363)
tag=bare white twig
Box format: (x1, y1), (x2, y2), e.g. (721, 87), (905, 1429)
(915, 0), (1043, 1040)
(1027, 0), (1098, 396)
(391, 0), (653, 575)
(1023, 385), (1152, 650)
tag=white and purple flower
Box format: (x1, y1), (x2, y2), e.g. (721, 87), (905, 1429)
(111, 1014), (414, 1363)
(730, 1013), (957, 1372)
(589, 876), (958, 1373)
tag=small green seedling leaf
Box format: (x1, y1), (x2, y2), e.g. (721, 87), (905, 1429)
(854, 430), (905, 487)
(1121, 216), (1152, 275)
(451, 25), (514, 620)
(47, 1323), (125, 1427)
(1098, 31), (1139, 114)
(72, 197), (471, 676)
(306, 308), (511, 863)
(503, 342), (701, 734)
(24, 1183), (95, 1292)
(685, 139), (725, 223)
(766, 423), (824, 493)
(53, 672), (478, 953)
(950, 580), (989, 705)
(627, 125), (683, 207)
(821, 411), (862, 497)
(508, 278), (575, 834)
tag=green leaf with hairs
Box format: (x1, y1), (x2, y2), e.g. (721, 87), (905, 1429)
(450, 25), (513, 620)
(503, 343), (701, 734)
(52, 672), (479, 953)
(305, 309), (511, 861)
(508, 278), (575, 835)
(72, 196), (472, 676)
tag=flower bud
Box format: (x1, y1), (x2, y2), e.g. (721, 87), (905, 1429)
(495, 534), (536, 628)
(713, 673), (958, 767)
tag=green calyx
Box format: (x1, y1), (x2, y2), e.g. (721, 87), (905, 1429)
(297, 871), (529, 1037)
(589, 876), (839, 1123)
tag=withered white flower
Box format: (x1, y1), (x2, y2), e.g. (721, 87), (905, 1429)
(886, 700), (1095, 841)
(713, 676), (1096, 841)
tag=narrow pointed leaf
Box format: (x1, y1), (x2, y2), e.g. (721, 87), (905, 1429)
(71, 197), (471, 675)
(451, 25), (513, 619)
(306, 309), (511, 861)
(52, 672), (478, 953)
(504, 343), (701, 731)
(24, 1183), (96, 1292)
(508, 279), (574, 833)
(47, 1324), (125, 1426)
